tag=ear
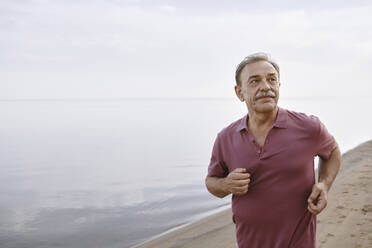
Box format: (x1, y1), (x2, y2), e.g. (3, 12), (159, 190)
(234, 85), (244, 102)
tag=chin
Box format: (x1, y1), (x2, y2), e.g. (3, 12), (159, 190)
(254, 102), (277, 113)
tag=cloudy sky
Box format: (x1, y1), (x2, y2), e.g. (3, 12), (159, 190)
(1, 0), (372, 99)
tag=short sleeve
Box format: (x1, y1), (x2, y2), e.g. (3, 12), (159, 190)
(314, 117), (337, 160)
(207, 133), (229, 177)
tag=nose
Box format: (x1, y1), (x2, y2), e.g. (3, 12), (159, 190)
(259, 79), (271, 90)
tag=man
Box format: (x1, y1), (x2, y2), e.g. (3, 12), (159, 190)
(205, 53), (341, 248)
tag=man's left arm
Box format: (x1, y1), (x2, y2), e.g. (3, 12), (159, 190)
(307, 145), (341, 215)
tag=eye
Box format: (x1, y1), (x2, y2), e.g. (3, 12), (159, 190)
(268, 77), (277, 83)
(249, 79), (259, 85)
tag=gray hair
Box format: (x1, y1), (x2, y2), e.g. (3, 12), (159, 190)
(235, 52), (280, 85)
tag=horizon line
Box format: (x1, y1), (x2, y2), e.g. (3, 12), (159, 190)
(0, 95), (369, 102)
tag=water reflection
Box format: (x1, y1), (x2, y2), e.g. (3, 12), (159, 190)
(0, 184), (227, 248)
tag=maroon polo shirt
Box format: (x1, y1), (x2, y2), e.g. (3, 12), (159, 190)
(208, 107), (336, 248)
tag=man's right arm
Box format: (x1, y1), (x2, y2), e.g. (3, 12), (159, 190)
(205, 168), (251, 198)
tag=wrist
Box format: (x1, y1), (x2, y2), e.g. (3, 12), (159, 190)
(221, 177), (231, 195)
(317, 181), (330, 193)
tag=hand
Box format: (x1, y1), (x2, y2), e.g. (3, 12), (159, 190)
(307, 182), (328, 215)
(223, 168), (251, 196)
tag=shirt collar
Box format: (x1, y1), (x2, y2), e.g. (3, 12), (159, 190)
(273, 107), (288, 129)
(236, 106), (288, 132)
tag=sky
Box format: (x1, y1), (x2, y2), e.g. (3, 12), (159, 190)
(1, 0), (372, 99)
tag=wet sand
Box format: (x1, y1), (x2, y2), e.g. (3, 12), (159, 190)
(135, 140), (372, 248)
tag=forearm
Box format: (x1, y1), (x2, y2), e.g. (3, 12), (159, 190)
(205, 176), (230, 198)
(318, 145), (341, 192)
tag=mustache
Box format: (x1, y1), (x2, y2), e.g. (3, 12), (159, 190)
(255, 90), (276, 100)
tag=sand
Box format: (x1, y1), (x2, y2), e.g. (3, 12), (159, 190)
(135, 140), (372, 248)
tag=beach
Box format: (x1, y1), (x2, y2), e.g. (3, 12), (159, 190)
(135, 140), (372, 248)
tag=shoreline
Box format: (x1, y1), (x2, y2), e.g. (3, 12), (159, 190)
(133, 140), (372, 248)
(131, 204), (232, 248)
(132, 207), (236, 248)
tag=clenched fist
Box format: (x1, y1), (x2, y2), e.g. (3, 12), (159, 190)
(307, 182), (328, 215)
(223, 168), (251, 196)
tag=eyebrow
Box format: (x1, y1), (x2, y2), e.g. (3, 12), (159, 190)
(247, 73), (277, 82)
(247, 75), (261, 81)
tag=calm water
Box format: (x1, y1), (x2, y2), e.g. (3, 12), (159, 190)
(0, 97), (371, 248)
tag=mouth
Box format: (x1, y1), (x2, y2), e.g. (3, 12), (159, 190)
(255, 96), (275, 101)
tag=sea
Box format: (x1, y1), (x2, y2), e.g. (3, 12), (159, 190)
(0, 97), (371, 248)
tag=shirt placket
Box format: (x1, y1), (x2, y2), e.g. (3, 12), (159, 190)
(248, 128), (274, 159)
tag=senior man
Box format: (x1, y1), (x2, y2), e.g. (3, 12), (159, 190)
(205, 53), (341, 248)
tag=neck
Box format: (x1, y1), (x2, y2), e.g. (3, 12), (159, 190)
(247, 106), (279, 130)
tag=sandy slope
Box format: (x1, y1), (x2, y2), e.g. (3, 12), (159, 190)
(135, 140), (372, 248)
(316, 140), (372, 247)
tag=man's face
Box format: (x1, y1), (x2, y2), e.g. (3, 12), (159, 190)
(235, 60), (280, 113)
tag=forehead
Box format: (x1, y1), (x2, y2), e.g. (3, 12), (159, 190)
(240, 60), (278, 81)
